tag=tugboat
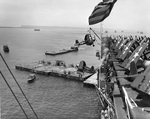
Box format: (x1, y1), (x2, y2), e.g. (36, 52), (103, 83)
(3, 45), (9, 53)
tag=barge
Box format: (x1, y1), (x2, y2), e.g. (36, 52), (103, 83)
(15, 60), (95, 81)
(45, 46), (78, 56)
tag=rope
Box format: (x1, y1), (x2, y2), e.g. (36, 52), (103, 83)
(95, 85), (115, 109)
(0, 53), (39, 119)
(90, 28), (104, 42)
(0, 71), (29, 119)
(95, 84), (105, 108)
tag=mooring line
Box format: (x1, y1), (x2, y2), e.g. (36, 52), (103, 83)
(0, 53), (39, 119)
(0, 71), (29, 119)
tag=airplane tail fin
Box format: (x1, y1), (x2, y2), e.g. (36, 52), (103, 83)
(130, 61), (138, 75)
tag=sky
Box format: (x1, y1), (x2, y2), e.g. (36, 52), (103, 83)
(0, 0), (150, 33)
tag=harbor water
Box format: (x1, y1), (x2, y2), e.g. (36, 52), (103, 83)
(0, 27), (102, 119)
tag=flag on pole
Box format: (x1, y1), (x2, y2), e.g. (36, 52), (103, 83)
(89, 0), (117, 25)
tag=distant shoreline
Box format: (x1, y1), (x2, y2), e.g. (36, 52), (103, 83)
(0, 26), (149, 35)
(0, 25), (89, 29)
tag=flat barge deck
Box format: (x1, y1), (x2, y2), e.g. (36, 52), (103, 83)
(15, 61), (93, 81)
(45, 46), (78, 56)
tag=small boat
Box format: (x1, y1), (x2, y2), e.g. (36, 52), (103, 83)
(27, 74), (36, 83)
(34, 29), (40, 31)
(3, 45), (9, 52)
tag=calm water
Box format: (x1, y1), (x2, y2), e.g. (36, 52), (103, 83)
(0, 27), (102, 119)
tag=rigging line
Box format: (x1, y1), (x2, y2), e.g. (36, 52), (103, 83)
(95, 84), (105, 108)
(0, 53), (39, 119)
(90, 28), (104, 42)
(95, 85), (115, 109)
(0, 71), (29, 119)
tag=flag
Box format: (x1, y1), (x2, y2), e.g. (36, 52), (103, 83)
(89, 0), (117, 25)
